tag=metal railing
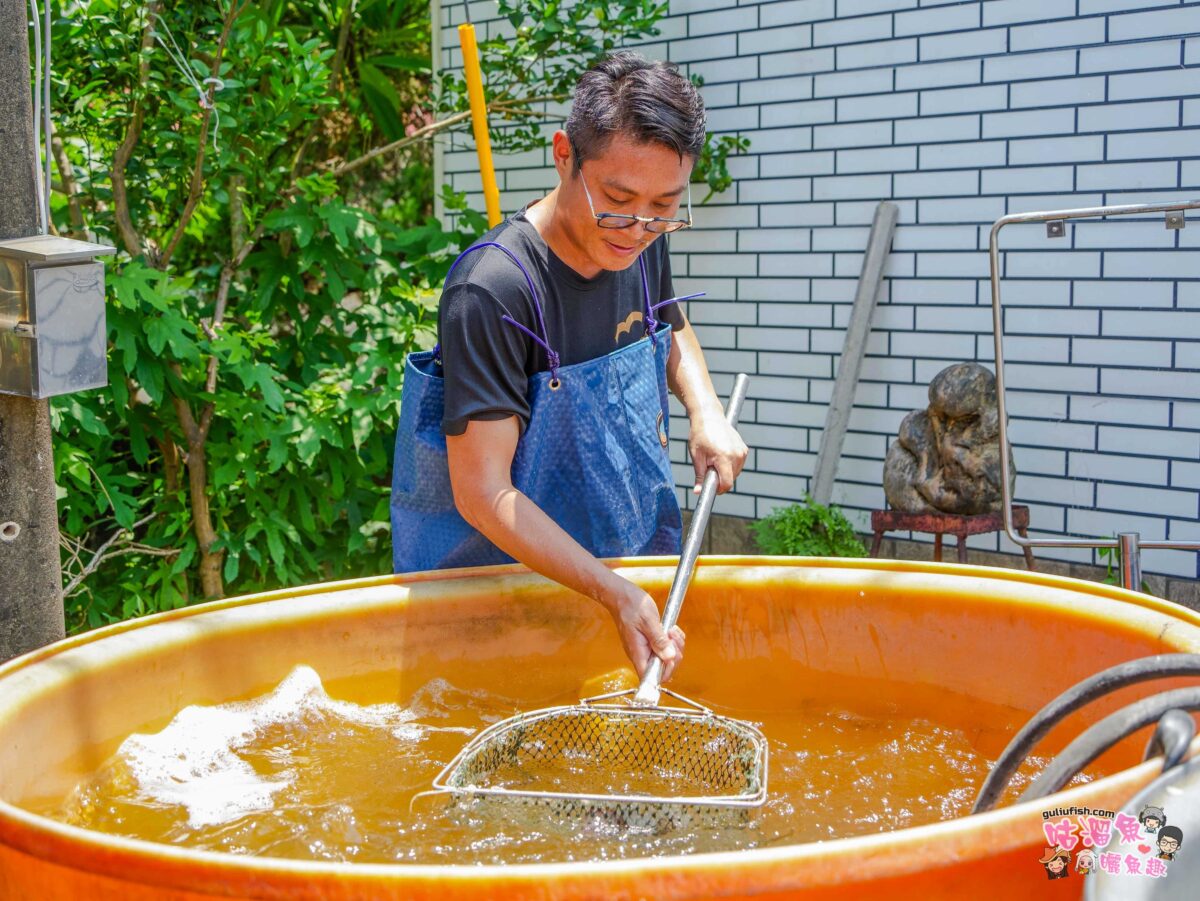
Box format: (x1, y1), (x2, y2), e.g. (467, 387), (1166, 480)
(988, 198), (1200, 591)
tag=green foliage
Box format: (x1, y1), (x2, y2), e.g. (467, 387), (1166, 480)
(692, 133), (751, 203)
(753, 496), (869, 558)
(436, 0), (669, 154)
(48, 0), (743, 633)
(49, 0), (476, 631)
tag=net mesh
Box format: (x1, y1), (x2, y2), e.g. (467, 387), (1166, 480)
(436, 703), (767, 831)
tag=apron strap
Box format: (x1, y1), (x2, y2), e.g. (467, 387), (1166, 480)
(435, 243), (706, 377)
(637, 254), (658, 341)
(638, 254), (706, 341)
(651, 291), (704, 314)
(434, 241), (562, 381)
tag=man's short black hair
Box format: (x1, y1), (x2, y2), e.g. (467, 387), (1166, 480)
(565, 51), (706, 166)
(1159, 825), (1183, 844)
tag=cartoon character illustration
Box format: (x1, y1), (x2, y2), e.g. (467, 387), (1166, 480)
(1074, 848), (1096, 875)
(1139, 805), (1166, 833)
(1157, 825), (1183, 861)
(1039, 846), (1071, 879)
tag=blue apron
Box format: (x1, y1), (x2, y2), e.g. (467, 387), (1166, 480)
(390, 241), (684, 573)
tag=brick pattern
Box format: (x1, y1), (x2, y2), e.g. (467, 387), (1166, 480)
(436, 0), (1200, 578)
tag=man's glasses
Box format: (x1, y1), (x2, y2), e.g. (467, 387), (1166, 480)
(576, 161), (693, 234)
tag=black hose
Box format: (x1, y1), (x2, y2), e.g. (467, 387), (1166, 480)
(1017, 689), (1200, 802)
(972, 654), (1200, 813)
(1143, 708), (1196, 772)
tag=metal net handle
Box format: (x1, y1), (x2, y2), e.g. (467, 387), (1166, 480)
(635, 373), (751, 707)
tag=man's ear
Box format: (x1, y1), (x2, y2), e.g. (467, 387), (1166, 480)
(551, 130), (573, 179)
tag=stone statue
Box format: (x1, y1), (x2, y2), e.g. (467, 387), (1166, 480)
(883, 362), (1015, 515)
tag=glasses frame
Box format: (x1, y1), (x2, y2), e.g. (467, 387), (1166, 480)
(574, 158), (693, 234)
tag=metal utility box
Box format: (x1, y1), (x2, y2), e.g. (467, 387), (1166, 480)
(0, 235), (117, 398)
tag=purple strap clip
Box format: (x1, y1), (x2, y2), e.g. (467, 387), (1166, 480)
(638, 256), (705, 339)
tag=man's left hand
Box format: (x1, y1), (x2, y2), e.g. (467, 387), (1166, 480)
(689, 412), (748, 494)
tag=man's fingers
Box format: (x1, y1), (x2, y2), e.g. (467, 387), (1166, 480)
(643, 616), (676, 661)
(660, 627), (686, 683)
(732, 438), (749, 479)
(692, 451), (708, 494)
(716, 457), (735, 493)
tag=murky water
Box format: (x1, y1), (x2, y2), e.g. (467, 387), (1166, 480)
(31, 665), (1085, 864)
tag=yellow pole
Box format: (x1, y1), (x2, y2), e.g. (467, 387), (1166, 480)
(457, 23), (502, 228)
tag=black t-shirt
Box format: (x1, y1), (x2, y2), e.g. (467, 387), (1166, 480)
(436, 210), (685, 436)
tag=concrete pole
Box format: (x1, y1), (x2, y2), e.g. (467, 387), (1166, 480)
(0, 0), (66, 660)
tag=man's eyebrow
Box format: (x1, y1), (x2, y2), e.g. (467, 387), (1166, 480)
(601, 177), (687, 199)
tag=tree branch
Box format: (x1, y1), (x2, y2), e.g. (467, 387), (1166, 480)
(111, 0), (161, 259)
(327, 108), (473, 179)
(170, 365), (201, 447)
(49, 124), (88, 239)
(61, 513), (168, 598)
(328, 92), (570, 179)
(158, 1), (246, 270)
(229, 93), (564, 277)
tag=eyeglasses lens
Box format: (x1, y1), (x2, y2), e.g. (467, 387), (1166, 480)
(597, 216), (686, 233)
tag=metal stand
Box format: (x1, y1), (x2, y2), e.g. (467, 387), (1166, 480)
(1118, 532), (1143, 593)
(869, 506), (1036, 569)
(988, 199), (1200, 592)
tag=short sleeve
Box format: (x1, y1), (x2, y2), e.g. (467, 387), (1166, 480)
(438, 283), (531, 436)
(657, 239), (686, 330)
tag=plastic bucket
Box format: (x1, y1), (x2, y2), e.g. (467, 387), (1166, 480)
(1, 557), (1198, 899)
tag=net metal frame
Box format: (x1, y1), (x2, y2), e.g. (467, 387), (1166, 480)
(422, 688), (768, 819)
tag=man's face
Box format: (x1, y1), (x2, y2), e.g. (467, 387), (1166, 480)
(1047, 858), (1065, 874)
(1159, 836), (1180, 855)
(554, 132), (692, 273)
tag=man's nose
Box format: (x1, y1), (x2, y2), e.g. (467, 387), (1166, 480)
(630, 219), (654, 239)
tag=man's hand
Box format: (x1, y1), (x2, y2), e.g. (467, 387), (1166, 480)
(689, 411), (748, 495)
(663, 317), (749, 495)
(450, 419), (690, 683)
(608, 583), (685, 682)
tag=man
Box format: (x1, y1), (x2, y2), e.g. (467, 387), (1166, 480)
(391, 52), (747, 682)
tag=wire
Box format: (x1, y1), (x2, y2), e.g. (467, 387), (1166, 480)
(153, 13), (225, 153)
(28, 0), (47, 234)
(42, 0), (52, 234)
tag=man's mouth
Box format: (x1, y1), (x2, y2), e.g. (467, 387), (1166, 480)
(604, 240), (642, 256)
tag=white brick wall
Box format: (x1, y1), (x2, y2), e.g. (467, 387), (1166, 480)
(436, 0), (1200, 578)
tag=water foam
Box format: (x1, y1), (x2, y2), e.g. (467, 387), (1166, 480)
(118, 665), (412, 828)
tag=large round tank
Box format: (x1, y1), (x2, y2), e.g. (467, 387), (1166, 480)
(1, 557), (1198, 899)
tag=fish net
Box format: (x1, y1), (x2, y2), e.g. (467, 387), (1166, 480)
(425, 691), (768, 832)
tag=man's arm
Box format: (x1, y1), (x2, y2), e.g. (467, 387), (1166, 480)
(667, 313), (749, 493)
(447, 416), (686, 680)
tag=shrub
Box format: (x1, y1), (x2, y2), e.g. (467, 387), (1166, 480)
(753, 496), (868, 558)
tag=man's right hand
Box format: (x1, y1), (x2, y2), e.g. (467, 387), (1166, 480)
(449, 419), (687, 684)
(608, 583), (686, 682)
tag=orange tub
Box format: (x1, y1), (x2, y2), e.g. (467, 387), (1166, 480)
(1, 557), (1198, 900)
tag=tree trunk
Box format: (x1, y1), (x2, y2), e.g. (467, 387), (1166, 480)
(0, 0), (66, 661)
(185, 439), (224, 598)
